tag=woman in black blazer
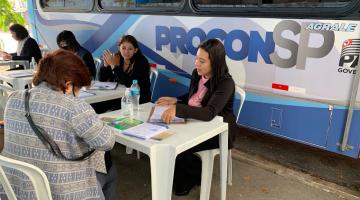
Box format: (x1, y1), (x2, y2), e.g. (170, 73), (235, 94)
(157, 39), (238, 196)
(98, 34), (151, 104)
(0, 24), (42, 66)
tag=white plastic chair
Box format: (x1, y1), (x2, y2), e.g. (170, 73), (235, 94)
(195, 86), (246, 200)
(0, 155), (52, 200)
(94, 57), (102, 81)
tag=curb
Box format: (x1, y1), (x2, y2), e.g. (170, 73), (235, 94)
(231, 149), (360, 200)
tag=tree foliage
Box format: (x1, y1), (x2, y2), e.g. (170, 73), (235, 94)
(0, 0), (25, 32)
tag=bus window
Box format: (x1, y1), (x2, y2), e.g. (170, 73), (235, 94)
(194, 0), (352, 8)
(99, 0), (184, 10)
(41, 0), (94, 10)
(263, 0), (352, 7)
(194, 0), (257, 8)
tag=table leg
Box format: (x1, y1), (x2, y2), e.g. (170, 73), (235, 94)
(219, 130), (228, 200)
(150, 144), (176, 200)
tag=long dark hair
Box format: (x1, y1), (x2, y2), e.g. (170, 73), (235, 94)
(56, 30), (81, 52)
(198, 39), (229, 87)
(9, 24), (29, 41)
(117, 35), (145, 66)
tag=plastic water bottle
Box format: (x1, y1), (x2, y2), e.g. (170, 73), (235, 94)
(121, 88), (133, 118)
(130, 79), (140, 115)
(30, 57), (36, 69)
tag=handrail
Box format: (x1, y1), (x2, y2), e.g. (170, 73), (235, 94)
(341, 52), (360, 151)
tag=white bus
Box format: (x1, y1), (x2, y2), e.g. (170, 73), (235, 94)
(28, 0), (360, 158)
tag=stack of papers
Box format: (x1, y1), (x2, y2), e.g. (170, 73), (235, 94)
(149, 105), (185, 123)
(89, 81), (118, 90)
(8, 71), (33, 78)
(123, 122), (168, 140)
(79, 90), (96, 98)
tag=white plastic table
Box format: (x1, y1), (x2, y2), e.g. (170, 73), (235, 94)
(0, 69), (33, 90)
(82, 86), (126, 104)
(100, 103), (229, 200)
(0, 60), (29, 69)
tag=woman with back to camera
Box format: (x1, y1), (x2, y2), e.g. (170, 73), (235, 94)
(1, 49), (117, 199)
(0, 23), (42, 67)
(98, 34), (151, 104)
(156, 39), (238, 196)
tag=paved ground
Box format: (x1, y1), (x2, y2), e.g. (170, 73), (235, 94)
(111, 143), (359, 200)
(234, 127), (360, 192)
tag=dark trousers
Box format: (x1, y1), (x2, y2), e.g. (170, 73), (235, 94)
(174, 135), (220, 188)
(96, 163), (118, 200)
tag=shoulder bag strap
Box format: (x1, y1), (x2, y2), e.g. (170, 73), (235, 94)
(24, 89), (95, 161)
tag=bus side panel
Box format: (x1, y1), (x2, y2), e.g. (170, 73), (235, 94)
(239, 93), (330, 148)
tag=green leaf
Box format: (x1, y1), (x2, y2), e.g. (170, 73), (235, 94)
(0, 0), (26, 32)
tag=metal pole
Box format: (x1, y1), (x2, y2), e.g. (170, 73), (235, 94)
(341, 52), (360, 151)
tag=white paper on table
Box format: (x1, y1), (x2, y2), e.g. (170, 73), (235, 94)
(8, 71), (33, 78)
(122, 122), (168, 140)
(79, 90), (96, 98)
(149, 105), (185, 123)
(89, 81), (118, 90)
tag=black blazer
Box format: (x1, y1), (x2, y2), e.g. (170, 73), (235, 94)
(11, 37), (42, 63)
(176, 69), (237, 148)
(76, 46), (96, 79)
(98, 55), (151, 104)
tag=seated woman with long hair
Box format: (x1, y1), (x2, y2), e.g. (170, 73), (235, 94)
(157, 39), (238, 196)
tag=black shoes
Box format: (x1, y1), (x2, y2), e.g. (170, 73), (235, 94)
(174, 183), (194, 196)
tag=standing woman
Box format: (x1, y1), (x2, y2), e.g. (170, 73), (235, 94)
(0, 24), (42, 66)
(157, 39), (238, 195)
(98, 34), (151, 104)
(56, 30), (97, 79)
(1, 50), (116, 199)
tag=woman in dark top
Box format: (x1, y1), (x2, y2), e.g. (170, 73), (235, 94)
(0, 24), (42, 65)
(56, 30), (96, 79)
(157, 39), (238, 196)
(98, 34), (151, 104)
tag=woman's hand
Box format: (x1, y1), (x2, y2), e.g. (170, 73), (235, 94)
(0, 51), (11, 60)
(156, 97), (177, 106)
(161, 105), (176, 124)
(103, 50), (120, 69)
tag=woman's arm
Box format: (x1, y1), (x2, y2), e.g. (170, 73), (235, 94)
(83, 52), (96, 79)
(12, 38), (42, 62)
(176, 78), (234, 121)
(70, 101), (115, 151)
(98, 64), (116, 82)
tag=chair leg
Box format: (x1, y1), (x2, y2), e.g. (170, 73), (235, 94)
(136, 150), (141, 159)
(197, 151), (216, 200)
(227, 150), (232, 186)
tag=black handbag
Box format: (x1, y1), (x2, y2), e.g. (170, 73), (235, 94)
(24, 89), (95, 161)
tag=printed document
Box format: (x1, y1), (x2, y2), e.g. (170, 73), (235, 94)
(8, 71), (33, 78)
(89, 81), (118, 90)
(79, 90), (96, 98)
(123, 122), (168, 140)
(148, 105), (185, 123)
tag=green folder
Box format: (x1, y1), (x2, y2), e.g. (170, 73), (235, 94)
(105, 117), (143, 131)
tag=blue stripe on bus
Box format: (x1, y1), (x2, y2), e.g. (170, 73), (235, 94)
(87, 15), (138, 54)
